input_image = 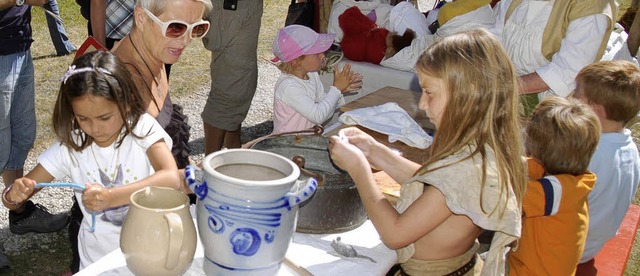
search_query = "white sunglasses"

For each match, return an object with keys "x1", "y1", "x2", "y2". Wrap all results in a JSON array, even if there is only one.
[{"x1": 142, "y1": 7, "x2": 210, "y2": 39}]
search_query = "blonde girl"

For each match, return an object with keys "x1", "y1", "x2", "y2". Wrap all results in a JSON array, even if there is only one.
[
  {"x1": 1, "y1": 51, "x2": 180, "y2": 269},
  {"x1": 271, "y1": 24, "x2": 363, "y2": 134},
  {"x1": 328, "y1": 29, "x2": 526, "y2": 275}
]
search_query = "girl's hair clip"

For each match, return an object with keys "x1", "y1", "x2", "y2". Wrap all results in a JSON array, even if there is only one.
[{"x1": 61, "y1": 65, "x2": 111, "y2": 84}]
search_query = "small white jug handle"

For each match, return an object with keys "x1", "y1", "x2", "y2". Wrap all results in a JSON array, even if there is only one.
[
  {"x1": 163, "y1": 212, "x2": 184, "y2": 270},
  {"x1": 286, "y1": 178, "x2": 318, "y2": 207},
  {"x1": 185, "y1": 165, "x2": 208, "y2": 200}
]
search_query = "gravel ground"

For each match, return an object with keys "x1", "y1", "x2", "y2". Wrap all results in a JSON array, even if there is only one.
[{"x1": 0, "y1": 60, "x2": 280, "y2": 254}]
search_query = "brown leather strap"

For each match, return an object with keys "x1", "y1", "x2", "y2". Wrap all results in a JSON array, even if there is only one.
[
  {"x1": 387, "y1": 254, "x2": 477, "y2": 276},
  {"x1": 444, "y1": 254, "x2": 476, "y2": 276},
  {"x1": 386, "y1": 263, "x2": 410, "y2": 276}
]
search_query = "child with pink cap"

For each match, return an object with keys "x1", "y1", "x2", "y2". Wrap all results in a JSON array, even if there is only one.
[{"x1": 271, "y1": 24, "x2": 363, "y2": 134}]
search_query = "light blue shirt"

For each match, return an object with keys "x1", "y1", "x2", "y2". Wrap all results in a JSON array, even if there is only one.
[{"x1": 581, "y1": 129, "x2": 640, "y2": 262}]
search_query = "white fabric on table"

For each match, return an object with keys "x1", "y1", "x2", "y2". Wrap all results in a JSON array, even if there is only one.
[
  {"x1": 75, "y1": 220, "x2": 396, "y2": 275},
  {"x1": 339, "y1": 102, "x2": 433, "y2": 149}
]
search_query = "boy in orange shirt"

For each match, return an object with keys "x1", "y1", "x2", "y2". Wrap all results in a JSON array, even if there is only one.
[{"x1": 508, "y1": 96, "x2": 600, "y2": 275}]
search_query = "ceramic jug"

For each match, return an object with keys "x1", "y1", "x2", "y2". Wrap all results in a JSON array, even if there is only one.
[
  {"x1": 186, "y1": 149, "x2": 317, "y2": 275},
  {"x1": 120, "y1": 186, "x2": 197, "y2": 276}
]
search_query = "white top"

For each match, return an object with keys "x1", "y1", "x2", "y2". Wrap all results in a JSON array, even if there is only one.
[
  {"x1": 272, "y1": 72, "x2": 345, "y2": 133},
  {"x1": 490, "y1": 0, "x2": 610, "y2": 99},
  {"x1": 37, "y1": 113, "x2": 172, "y2": 269},
  {"x1": 580, "y1": 129, "x2": 640, "y2": 262}
]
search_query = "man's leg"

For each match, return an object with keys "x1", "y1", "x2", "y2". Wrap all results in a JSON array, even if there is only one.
[
  {"x1": 68, "y1": 196, "x2": 82, "y2": 273},
  {"x1": 224, "y1": 129, "x2": 242, "y2": 149},
  {"x1": 201, "y1": 0, "x2": 262, "y2": 155},
  {"x1": 43, "y1": 0, "x2": 76, "y2": 56},
  {"x1": 0, "y1": 249, "x2": 9, "y2": 273},
  {"x1": 1, "y1": 51, "x2": 69, "y2": 235},
  {"x1": 203, "y1": 122, "x2": 227, "y2": 155}
]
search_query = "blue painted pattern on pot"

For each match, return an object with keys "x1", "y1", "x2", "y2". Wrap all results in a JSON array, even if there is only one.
[{"x1": 185, "y1": 149, "x2": 317, "y2": 275}]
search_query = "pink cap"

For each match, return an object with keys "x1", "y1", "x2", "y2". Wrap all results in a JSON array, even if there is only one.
[{"x1": 272, "y1": 25, "x2": 336, "y2": 62}]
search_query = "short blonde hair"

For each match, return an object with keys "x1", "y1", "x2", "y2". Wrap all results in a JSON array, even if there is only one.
[
  {"x1": 525, "y1": 96, "x2": 601, "y2": 175},
  {"x1": 275, "y1": 56, "x2": 305, "y2": 75},
  {"x1": 574, "y1": 60, "x2": 640, "y2": 124}
]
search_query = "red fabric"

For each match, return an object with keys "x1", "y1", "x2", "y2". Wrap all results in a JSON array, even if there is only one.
[
  {"x1": 338, "y1": 6, "x2": 389, "y2": 64},
  {"x1": 575, "y1": 258, "x2": 597, "y2": 276},
  {"x1": 74, "y1": 36, "x2": 107, "y2": 61}
]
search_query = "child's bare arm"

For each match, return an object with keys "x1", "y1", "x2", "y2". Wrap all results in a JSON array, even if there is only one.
[
  {"x1": 2, "y1": 165, "x2": 55, "y2": 210},
  {"x1": 328, "y1": 133, "x2": 452, "y2": 248},
  {"x1": 82, "y1": 140, "x2": 180, "y2": 211},
  {"x1": 336, "y1": 127, "x2": 420, "y2": 183}
]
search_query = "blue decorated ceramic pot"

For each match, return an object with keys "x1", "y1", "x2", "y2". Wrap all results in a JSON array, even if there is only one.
[{"x1": 185, "y1": 149, "x2": 317, "y2": 275}]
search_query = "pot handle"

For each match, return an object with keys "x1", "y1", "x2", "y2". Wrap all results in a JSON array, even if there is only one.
[
  {"x1": 185, "y1": 165, "x2": 208, "y2": 201},
  {"x1": 163, "y1": 212, "x2": 183, "y2": 270},
  {"x1": 242, "y1": 125, "x2": 324, "y2": 149},
  {"x1": 285, "y1": 178, "x2": 318, "y2": 208}
]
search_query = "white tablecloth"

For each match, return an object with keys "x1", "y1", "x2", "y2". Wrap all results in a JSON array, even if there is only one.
[{"x1": 75, "y1": 220, "x2": 396, "y2": 276}]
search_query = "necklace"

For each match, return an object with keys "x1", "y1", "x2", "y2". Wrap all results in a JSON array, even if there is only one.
[
  {"x1": 128, "y1": 35, "x2": 163, "y2": 98},
  {"x1": 90, "y1": 141, "x2": 122, "y2": 181}
]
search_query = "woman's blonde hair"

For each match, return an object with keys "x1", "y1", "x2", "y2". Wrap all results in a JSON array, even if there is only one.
[{"x1": 415, "y1": 29, "x2": 526, "y2": 215}]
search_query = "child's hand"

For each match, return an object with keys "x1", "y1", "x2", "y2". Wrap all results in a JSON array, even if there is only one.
[
  {"x1": 328, "y1": 129, "x2": 371, "y2": 173},
  {"x1": 337, "y1": 128, "x2": 377, "y2": 159},
  {"x1": 333, "y1": 64, "x2": 363, "y2": 93},
  {"x1": 82, "y1": 184, "x2": 112, "y2": 212},
  {"x1": 334, "y1": 127, "x2": 390, "y2": 170},
  {"x1": 5, "y1": 178, "x2": 36, "y2": 204},
  {"x1": 328, "y1": 137, "x2": 368, "y2": 174}
]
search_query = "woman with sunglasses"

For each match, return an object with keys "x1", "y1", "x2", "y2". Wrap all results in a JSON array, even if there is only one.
[{"x1": 112, "y1": 0, "x2": 211, "y2": 169}]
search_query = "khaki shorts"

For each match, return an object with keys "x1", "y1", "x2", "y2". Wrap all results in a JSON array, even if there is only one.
[{"x1": 201, "y1": 0, "x2": 263, "y2": 130}]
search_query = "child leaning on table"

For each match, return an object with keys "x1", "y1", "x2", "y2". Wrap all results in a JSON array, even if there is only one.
[
  {"x1": 507, "y1": 96, "x2": 600, "y2": 275},
  {"x1": 0, "y1": 51, "x2": 180, "y2": 270},
  {"x1": 271, "y1": 24, "x2": 363, "y2": 134},
  {"x1": 572, "y1": 60, "x2": 640, "y2": 275},
  {"x1": 328, "y1": 29, "x2": 526, "y2": 275}
]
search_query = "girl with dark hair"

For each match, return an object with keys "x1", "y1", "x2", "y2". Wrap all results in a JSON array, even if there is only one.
[{"x1": 1, "y1": 51, "x2": 180, "y2": 270}]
